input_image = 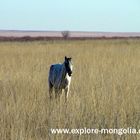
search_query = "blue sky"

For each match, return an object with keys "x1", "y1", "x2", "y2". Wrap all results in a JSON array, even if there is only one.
[{"x1": 0, "y1": 0, "x2": 140, "y2": 32}]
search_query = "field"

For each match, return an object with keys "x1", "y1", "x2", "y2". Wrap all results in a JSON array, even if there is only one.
[{"x1": 0, "y1": 39, "x2": 140, "y2": 140}]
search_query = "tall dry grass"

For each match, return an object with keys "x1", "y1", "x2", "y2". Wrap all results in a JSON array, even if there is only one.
[{"x1": 0, "y1": 39, "x2": 140, "y2": 140}]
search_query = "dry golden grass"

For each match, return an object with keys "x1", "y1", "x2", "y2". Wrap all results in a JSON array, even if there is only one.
[{"x1": 0, "y1": 39, "x2": 140, "y2": 140}]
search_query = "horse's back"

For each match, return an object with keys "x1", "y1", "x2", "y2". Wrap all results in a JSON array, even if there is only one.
[
  {"x1": 49, "y1": 64, "x2": 62, "y2": 85},
  {"x1": 49, "y1": 64, "x2": 62, "y2": 74}
]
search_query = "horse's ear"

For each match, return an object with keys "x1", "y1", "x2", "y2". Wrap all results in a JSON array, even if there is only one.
[
  {"x1": 68, "y1": 57, "x2": 72, "y2": 61},
  {"x1": 65, "y1": 56, "x2": 67, "y2": 60}
]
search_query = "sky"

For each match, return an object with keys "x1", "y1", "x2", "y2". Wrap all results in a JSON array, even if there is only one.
[{"x1": 0, "y1": 0, "x2": 140, "y2": 32}]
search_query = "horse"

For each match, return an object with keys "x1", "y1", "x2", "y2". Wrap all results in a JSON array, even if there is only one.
[{"x1": 48, "y1": 56, "x2": 73, "y2": 102}]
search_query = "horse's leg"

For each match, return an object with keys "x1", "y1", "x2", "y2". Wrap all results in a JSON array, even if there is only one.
[
  {"x1": 54, "y1": 88, "x2": 58, "y2": 99},
  {"x1": 55, "y1": 88, "x2": 62, "y2": 102},
  {"x1": 49, "y1": 81, "x2": 53, "y2": 99},
  {"x1": 58, "y1": 89, "x2": 62, "y2": 101},
  {"x1": 64, "y1": 87, "x2": 69, "y2": 102}
]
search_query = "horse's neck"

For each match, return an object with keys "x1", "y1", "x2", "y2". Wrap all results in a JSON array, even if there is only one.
[
  {"x1": 61, "y1": 63, "x2": 67, "y2": 79},
  {"x1": 57, "y1": 64, "x2": 67, "y2": 88}
]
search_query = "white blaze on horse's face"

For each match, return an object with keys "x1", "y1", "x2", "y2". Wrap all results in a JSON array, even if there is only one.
[
  {"x1": 70, "y1": 62, "x2": 73, "y2": 74},
  {"x1": 65, "y1": 56, "x2": 73, "y2": 77}
]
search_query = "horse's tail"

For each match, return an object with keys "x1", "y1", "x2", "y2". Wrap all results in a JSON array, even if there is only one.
[
  {"x1": 48, "y1": 65, "x2": 54, "y2": 99},
  {"x1": 48, "y1": 65, "x2": 54, "y2": 83}
]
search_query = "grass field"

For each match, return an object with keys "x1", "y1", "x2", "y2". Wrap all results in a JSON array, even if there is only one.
[{"x1": 0, "y1": 39, "x2": 140, "y2": 140}]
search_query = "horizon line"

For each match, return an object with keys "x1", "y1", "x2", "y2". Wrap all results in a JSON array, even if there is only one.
[{"x1": 0, "y1": 29, "x2": 140, "y2": 33}]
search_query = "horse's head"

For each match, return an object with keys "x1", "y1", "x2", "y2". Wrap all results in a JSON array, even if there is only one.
[{"x1": 64, "y1": 56, "x2": 73, "y2": 76}]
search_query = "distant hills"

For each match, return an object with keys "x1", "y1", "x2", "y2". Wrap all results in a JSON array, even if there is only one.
[{"x1": 0, "y1": 30, "x2": 140, "y2": 41}]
